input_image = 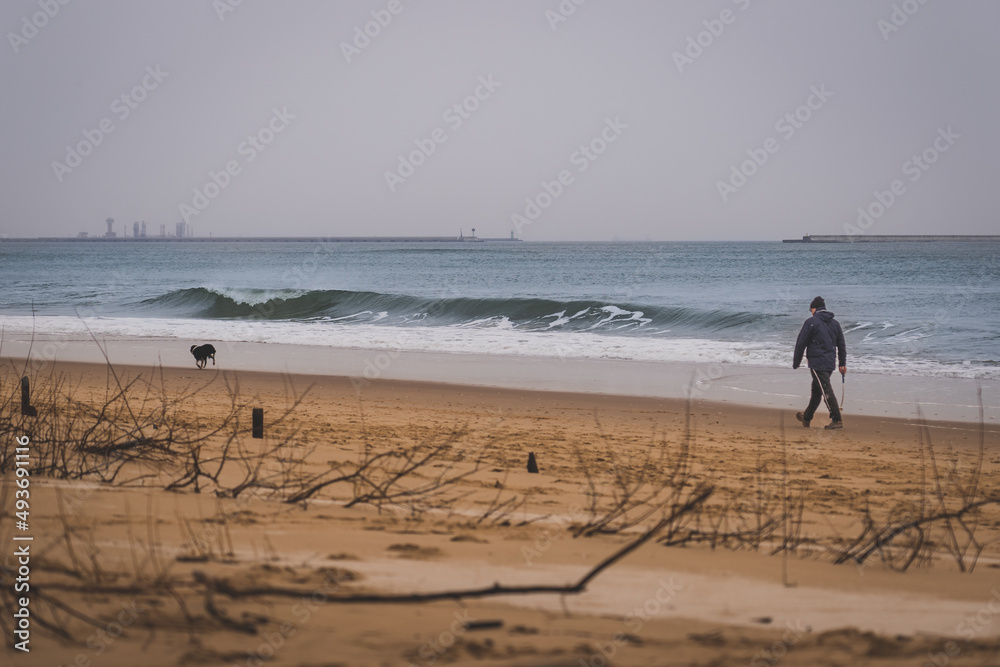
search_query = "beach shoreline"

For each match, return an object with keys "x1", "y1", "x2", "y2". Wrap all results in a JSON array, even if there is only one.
[{"x1": 2, "y1": 332, "x2": 996, "y2": 423}]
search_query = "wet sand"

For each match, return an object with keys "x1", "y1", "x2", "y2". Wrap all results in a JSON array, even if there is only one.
[{"x1": 2, "y1": 333, "x2": 997, "y2": 422}]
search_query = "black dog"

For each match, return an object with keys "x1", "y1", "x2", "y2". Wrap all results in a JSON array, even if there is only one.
[{"x1": 190, "y1": 344, "x2": 217, "y2": 369}]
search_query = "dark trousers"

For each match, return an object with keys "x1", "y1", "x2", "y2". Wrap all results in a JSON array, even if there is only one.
[{"x1": 804, "y1": 369, "x2": 841, "y2": 422}]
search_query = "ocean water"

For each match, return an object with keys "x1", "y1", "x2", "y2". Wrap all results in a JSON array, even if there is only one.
[{"x1": 0, "y1": 240, "x2": 997, "y2": 380}]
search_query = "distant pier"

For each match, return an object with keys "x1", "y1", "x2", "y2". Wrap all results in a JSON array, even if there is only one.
[{"x1": 783, "y1": 234, "x2": 1000, "y2": 243}]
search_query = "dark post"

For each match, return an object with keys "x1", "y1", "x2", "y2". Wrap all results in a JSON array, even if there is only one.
[
  {"x1": 252, "y1": 408, "x2": 264, "y2": 439},
  {"x1": 527, "y1": 452, "x2": 539, "y2": 473},
  {"x1": 21, "y1": 377, "x2": 37, "y2": 417}
]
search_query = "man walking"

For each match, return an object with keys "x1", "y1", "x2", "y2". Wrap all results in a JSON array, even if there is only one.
[{"x1": 793, "y1": 296, "x2": 846, "y2": 429}]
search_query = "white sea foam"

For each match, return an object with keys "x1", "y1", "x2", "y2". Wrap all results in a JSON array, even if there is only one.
[
  {"x1": 327, "y1": 310, "x2": 374, "y2": 322},
  {"x1": 2, "y1": 315, "x2": 996, "y2": 380},
  {"x1": 544, "y1": 310, "x2": 570, "y2": 328},
  {"x1": 208, "y1": 286, "x2": 306, "y2": 305},
  {"x1": 587, "y1": 305, "x2": 651, "y2": 330}
]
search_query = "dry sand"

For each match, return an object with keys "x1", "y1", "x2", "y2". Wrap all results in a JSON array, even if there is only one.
[{"x1": 2, "y1": 359, "x2": 1000, "y2": 666}]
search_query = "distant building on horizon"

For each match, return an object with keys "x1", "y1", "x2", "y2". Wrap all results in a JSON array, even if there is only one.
[
  {"x1": 176, "y1": 221, "x2": 188, "y2": 238},
  {"x1": 104, "y1": 217, "x2": 116, "y2": 238},
  {"x1": 140, "y1": 221, "x2": 147, "y2": 237},
  {"x1": 133, "y1": 221, "x2": 139, "y2": 238}
]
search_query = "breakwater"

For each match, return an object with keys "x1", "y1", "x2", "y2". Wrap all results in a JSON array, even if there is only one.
[{"x1": 783, "y1": 234, "x2": 1000, "y2": 243}]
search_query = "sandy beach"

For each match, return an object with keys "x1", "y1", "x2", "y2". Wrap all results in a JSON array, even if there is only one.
[{"x1": 2, "y1": 355, "x2": 999, "y2": 666}]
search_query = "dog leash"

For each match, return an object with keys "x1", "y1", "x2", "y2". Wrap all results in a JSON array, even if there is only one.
[
  {"x1": 810, "y1": 367, "x2": 846, "y2": 413},
  {"x1": 810, "y1": 368, "x2": 831, "y2": 412},
  {"x1": 841, "y1": 372, "x2": 846, "y2": 411}
]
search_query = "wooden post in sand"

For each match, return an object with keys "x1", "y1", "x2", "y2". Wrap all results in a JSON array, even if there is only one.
[
  {"x1": 252, "y1": 408, "x2": 264, "y2": 438},
  {"x1": 527, "y1": 452, "x2": 539, "y2": 473},
  {"x1": 21, "y1": 377, "x2": 37, "y2": 417}
]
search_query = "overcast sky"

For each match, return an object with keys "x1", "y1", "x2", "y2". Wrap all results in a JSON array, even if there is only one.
[{"x1": 2, "y1": 0, "x2": 998, "y2": 241}]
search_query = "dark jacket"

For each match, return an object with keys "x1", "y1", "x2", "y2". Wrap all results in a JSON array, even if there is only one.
[{"x1": 793, "y1": 310, "x2": 846, "y2": 372}]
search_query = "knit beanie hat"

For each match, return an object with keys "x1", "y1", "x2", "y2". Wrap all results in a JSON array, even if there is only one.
[{"x1": 810, "y1": 296, "x2": 826, "y2": 310}]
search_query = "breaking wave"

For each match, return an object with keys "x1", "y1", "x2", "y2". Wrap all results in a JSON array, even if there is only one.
[{"x1": 135, "y1": 287, "x2": 782, "y2": 336}]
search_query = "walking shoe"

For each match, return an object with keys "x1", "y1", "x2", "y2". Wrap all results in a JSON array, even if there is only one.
[
  {"x1": 795, "y1": 412, "x2": 810, "y2": 428},
  {"x1": 825, "y1": 421, "x2": 844, "y2": 430}
]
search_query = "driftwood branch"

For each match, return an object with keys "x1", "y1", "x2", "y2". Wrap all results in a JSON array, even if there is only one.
[{"x1": 835, "y1": 497, "x2": 999, "y2": 566}]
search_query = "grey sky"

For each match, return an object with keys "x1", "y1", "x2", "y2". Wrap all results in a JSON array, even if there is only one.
[{"x1": 2, "y1": 0, "x2": 998, "y2": 241}]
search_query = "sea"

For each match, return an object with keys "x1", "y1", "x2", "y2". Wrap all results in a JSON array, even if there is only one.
[{"x1": 0, "y1": 240, "x2": 997, "y2": 380}]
